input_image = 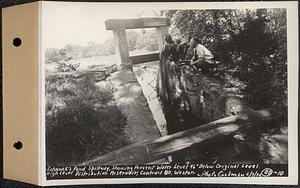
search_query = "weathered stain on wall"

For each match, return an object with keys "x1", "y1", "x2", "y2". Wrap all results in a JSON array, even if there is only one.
[{"x1": 162, "y1": 61, "x2": 253, "y2": 127}]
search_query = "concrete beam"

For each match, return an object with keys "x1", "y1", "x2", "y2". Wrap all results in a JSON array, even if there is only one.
[
  {"x1": 105, "y1": 17, "x2": 170, "y2": 30},
  {"x1": 130, "y1": 52, "x2": 159, "y2": 64}
]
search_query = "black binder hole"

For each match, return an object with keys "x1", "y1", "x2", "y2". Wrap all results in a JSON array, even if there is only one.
[
  {"x1": 13, "y1": 141, "x2": 23, "y2": 150},
  {"x1": 13, "y1": 37, "x2": 22, "y2": 47}
]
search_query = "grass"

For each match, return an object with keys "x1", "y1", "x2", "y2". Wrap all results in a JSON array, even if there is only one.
[
  {"x1": 46, "y1": 73, "x2": 129, "y2": 166},
  {"x1": 45, "y1": 50, "x2": 156, "y2": 166},
  {"x1": 45, "y1": 49, "x2": 156, "y2": 73}
]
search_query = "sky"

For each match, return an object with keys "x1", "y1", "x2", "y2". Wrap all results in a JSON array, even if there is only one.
[
  {"x1": 42, "y1": 2, "x2": 160, "y2": 49},
  {"x1": 41, "y1": 1, "x2": 284, "y2": 49}
]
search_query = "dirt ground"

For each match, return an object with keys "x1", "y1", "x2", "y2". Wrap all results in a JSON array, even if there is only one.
[{"x1": 109, "y1": 69, "x2": 163, "y2": 143}]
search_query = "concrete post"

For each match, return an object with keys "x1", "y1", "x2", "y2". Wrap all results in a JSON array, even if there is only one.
[
  {"x1": 113, "y1": 28, "x2": 131, "y2": 69},
  {"x1": 156, "y1": 26, "x2": 169, "y2": 53}
]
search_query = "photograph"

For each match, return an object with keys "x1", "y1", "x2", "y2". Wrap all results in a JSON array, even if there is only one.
[{"x1": 42, "y1": 2, "x2": 291, "y2": 180}]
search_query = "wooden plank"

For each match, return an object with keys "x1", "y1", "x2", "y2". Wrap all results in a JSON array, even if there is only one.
[
  {"x1": 105, "y1": 17, "x2": 170, "y2": 30},
  {"x1": 80, "y1": 108, "x2": 283, "y2": 165},
  {"x1": 130, "y1": 52, "x2": 159, "y2": 64}
]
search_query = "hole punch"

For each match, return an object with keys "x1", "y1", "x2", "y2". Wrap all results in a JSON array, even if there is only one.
[
  {"x1": 13, "y1": 141, "x2": 23, "y2": 150},
  {"x1": 13, "y1": 37, "x2": 22, "y2": 47}
]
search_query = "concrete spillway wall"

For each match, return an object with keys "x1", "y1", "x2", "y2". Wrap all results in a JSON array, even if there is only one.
[{"x1": 157, "y1": 58, "x2": 287, "y2": 164}]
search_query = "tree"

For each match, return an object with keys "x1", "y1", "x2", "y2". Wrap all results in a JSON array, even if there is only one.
[
  {"x1": 127, "y1": 31, "x2": 139, "y2": 51},
  {"x1": 164, "y1": 9, "x2": 287, "y2": 109},
  {"x1": 45, "y1": 48, "x2": 67, "y2": 63}
]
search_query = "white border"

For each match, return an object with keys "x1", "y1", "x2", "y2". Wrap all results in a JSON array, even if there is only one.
[
  {"x1": 38, "y1": 0, "x2": 43, "y2": 186},
  {"x1": 40, "y1": 1, "x2": 299, "y2": 186}
]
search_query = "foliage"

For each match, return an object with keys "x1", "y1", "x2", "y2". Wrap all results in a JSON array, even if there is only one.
[
  {"x1": 46, "y1": 75, "x2": 128, "y2": 166},
  {"x1": 126, "y1": 29, "x2": 159, "y2": 51},
  {"x1": 45, "y1": 30, "x2": 158, "y2": 64},
  {"x1": 56, "y1": 61, "x2": 80, "y2": 72},
  {"x1": 164, "y1": 9, "x2": 287, "y2": 109},
  {"x1": 127, "y1": 31, "x2": 139, "y2": 51},
  {"x1": 135, "y1": 29, "x2": 159, "y2": 51},
  {"x1": 45, "y1": 48, "x2": 69, "y2": 64}
]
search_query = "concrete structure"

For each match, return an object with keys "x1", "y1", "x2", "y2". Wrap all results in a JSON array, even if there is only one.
[{"x1": 105, "y1": 17, "x2": 170, "y2": 68}]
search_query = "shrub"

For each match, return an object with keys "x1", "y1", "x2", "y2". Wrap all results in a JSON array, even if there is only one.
[
  {"x1": 46, "y1": 75, "x2": 128, "y2": 166},
  {"x1": 56, "y1": 62, "x2": 80, "y2": 72}
]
